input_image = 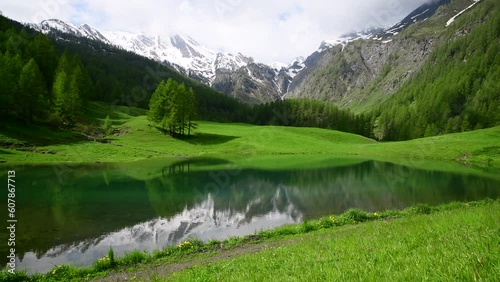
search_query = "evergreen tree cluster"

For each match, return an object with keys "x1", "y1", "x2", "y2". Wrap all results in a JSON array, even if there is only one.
[
  {"x1": 0, "y1": 19, "x2": 93, "y2": 126},
  {"x1": 147, "y1": 79, "x2": 198, "y2": 136}
]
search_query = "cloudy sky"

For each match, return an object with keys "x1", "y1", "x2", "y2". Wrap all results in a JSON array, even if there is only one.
[{"x1": 2, "y1": 0, "x2": 430, "y2": 64}]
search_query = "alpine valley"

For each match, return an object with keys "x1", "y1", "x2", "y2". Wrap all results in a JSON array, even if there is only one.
[{"x1": 1, "y1": 0, "x2": 500, "y2": 279}]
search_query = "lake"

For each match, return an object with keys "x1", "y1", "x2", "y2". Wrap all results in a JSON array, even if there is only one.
[{"x1": 1, "y1": 157, "x2": 499, "y2": 273}]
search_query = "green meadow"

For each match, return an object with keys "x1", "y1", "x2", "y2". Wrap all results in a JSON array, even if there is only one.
[{"x1": 1, "y1": 102, "x2": 499, "y2": 172}]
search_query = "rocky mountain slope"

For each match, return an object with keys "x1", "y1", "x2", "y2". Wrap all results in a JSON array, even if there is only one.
[{"x1": 287, "y1": 0, "x2": 482, "y2": 112}]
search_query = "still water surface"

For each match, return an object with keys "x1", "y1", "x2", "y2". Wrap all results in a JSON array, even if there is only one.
[{"x1": 1, "y1": 158, "x2": 499, "y2": 273}]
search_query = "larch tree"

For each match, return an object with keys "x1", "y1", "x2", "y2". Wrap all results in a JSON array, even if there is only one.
[{"x1": 147, "y1": 78, "x2": 198, "y2": 136}]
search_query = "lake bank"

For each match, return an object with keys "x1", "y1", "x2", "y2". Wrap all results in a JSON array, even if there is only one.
[{"x1": 3, "y1": 199, "x2": 498, "y2": 281}]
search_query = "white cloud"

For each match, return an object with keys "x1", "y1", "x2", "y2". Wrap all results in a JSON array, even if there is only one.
[{"x1": 2, "y1": 0, "x2": 430, "y2": 64}]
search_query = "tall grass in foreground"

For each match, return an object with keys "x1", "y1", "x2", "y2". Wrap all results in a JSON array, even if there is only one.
[
  {"x1": 0, "y1": 199, "x2": 498, "y2": 281},
  {"x1": 169, "y1": 200, "x2": 500, "y2": 281}
]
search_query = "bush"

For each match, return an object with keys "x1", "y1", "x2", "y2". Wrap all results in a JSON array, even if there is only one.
[
  {"x1": 93, "y1": 257, "x2": 112, "y2": 272},
  {"x1": 49, "y1": 264, "x2": 74, "y2": 279},
  {"x1": 0, "y1": 270, "x2": 33, "y2": 282},
  {"x1": 120, "y1": 250, "x2": 148, "y2": 265},
  {"x1": 108, "y1": 247, "x2": 115, "y2": 267},
  {"x1": 301, "y1": 219, "x2": 316, "y2": 233},
  {"x1": 412, "y1": 204, "x2": 432, "y2": 214},
  {"x1": 342, "y1": 209, "x2": 370, "y2": 223},
  {"x1": 318, "y1": 216, "x2": 335, "y2": 228}
]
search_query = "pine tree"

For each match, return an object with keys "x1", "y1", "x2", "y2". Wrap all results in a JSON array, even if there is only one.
[
  {"x1": 56, "y1": 49, "x2": 73, "y2": 75},
  {"x1": 0, "y1": 51, "x2": 22, "y2": 114},
  {"x1": 52, "y1": 70, "x2": 69, "y2": 122},
  {"x1": 171, "y1": 83, "x2": 188, "y2": 135},
  {"x1": 52, "y1": 56, "x2": 85, "y2": 125},
  {"x1": 17, "y1": 58, "x2": 47, "y2": 122},
  {"x1": 66, "y1": 67, "x2": 84, "y2": 124},
  {"x1": 29, "y1": 33, "x2": 58, "y2": 90},
  {"x1": 72, "y1": 55, "x2": 94, "y2": 102}
]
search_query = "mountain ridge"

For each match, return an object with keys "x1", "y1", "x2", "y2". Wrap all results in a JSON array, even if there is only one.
[{"x1": 31, "y1": 0, "x2": 463, "y2": 105}]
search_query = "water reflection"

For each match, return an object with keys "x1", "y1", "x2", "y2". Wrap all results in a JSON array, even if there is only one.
[{"x1": 1, "y1": 158, "x2": 499, "y2": 273}]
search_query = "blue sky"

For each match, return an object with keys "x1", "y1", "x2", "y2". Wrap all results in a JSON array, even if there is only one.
[{"x1": 2, "y1": 0, "x2": 430, "y2": 63}]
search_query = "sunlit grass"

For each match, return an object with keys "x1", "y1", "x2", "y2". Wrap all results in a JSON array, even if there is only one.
[
  {"x1": 1, "y1": 102, "x2": 499, "y2": 172},
  {"x1": 168, "y1": 200, "x2": 500, "y2": 282}
]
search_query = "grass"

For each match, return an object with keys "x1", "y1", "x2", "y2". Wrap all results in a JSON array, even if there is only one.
[
  {"x1": 168, "y1": 200, "x2": 500, "y2": 282},
  {"x1": 1, "y1": 102, "x2": 499, "y2": 173},
  {"x1": 2, "y1": 199, "x2": 497, "y2": 281}
]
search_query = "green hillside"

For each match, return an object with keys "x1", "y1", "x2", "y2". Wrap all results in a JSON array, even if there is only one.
[
  {"x1": 287, "y1": 0, "x2": 500, "y2": 141},
  {"x1": 374, "y1": 0, "x2": 500, "y2": 140}
]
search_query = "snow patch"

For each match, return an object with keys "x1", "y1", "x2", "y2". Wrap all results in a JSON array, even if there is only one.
[
  {"x1": 446, "y1": 0, "x2": 481, "y2": 27},
  {"x1": 285, "y1": 57, "x2": 305, "y2": 79},
  {"x1": 411, "y1": 9, "x2": 430, "y2": 20}
]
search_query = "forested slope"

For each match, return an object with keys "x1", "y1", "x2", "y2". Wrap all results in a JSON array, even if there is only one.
[{"x1": 373, "y1": 0, "x2": 500, "y2": 140}]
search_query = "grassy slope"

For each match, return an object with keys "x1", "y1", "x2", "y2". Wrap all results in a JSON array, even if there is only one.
[
  {"x1": 169, "y1": 201, "x2": 500, "y2": 282},
  {"x1": 0, "y1": 102, "x2": 499, "y2": 171}
]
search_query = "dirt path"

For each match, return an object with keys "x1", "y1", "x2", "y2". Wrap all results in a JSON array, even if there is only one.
[{"x1": 93, "y1": 241, "x2": 284, "y2": 282}]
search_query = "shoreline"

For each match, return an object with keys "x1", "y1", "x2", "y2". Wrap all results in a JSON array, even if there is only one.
[{"x1": 3, "y1": 198, "x2": 498, "y2": 281}]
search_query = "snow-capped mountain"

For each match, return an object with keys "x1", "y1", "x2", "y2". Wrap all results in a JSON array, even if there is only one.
[
  {"x1": 36, "y1": 19, "x2": 111, "y2": 44},
  {"x1": 376, "y1": 0, "x2": 453, "y2": 38},
  {"x1": 284, "y1": 57, "x2": 306, "y2": 79},
  {"x1": 32, "y1": 0, "x2": 455, "y2": 104},
  {"x1": 34, "y1": 19, "x2": 294, "y2": 102},
  {"x1": 287, "y1": 0, "x2": 481, "y2": 105},
  {"x1": 101, "y1": 30, "x2": 225, "y2": 85},
  {"x1": 446, "y1": 0, "x2": 481, "y2": 27},
  {"x1": 214, "y1": 52, "x2": 253, "y2": 72}
]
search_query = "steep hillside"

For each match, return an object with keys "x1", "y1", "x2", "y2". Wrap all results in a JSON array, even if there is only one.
[
  {"x1": 287, "y1": 0, "x2": 482, "y2": 112},
  {"x1": 373, "y1": 0, "x2": 499, "y2": 140}
]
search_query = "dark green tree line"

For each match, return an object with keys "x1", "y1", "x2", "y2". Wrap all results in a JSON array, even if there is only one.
[{"x1": 251, "y1": 99, "x2": 373, "y2": 138}]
